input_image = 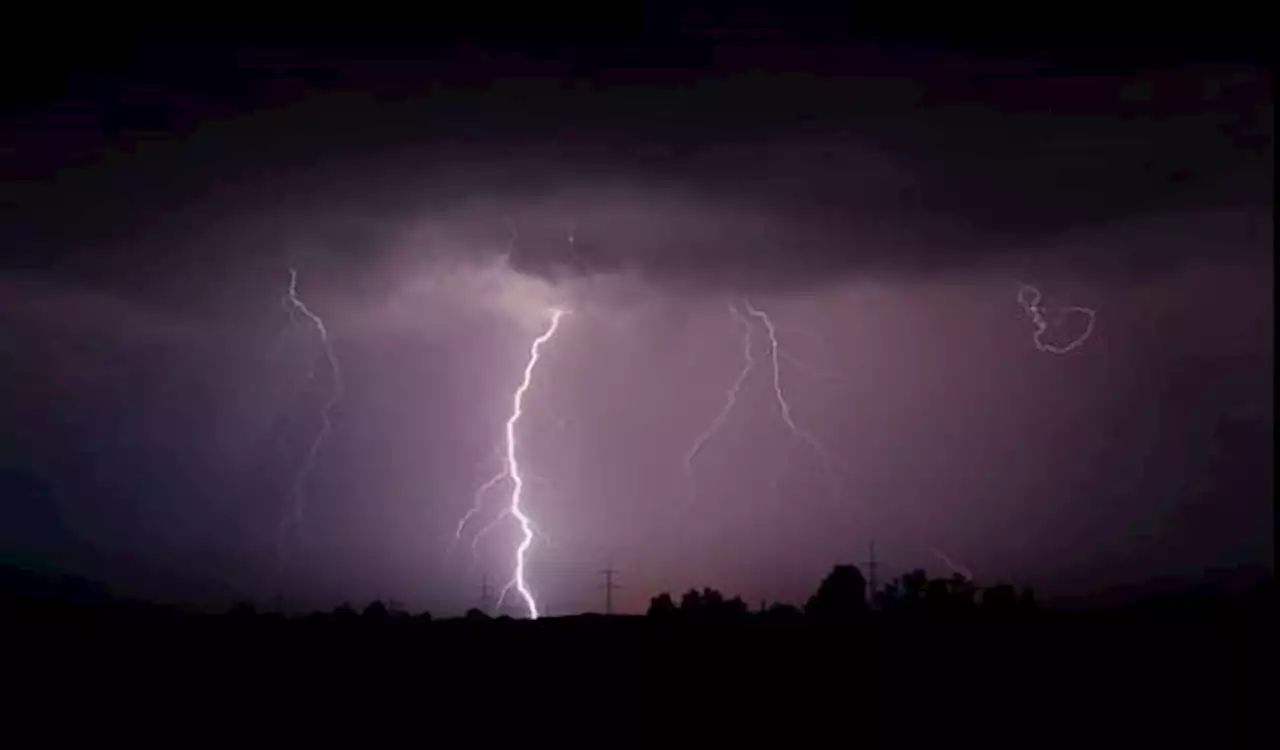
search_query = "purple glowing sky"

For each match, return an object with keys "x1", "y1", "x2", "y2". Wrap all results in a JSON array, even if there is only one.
[{"x1": 0, "y1": 31, "x2": 1271, "y2": 613}]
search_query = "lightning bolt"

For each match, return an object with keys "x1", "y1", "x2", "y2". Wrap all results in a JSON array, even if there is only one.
[
  {"x1": 450, "y1": 459, "x2": 510, "y2": 558},
  {"x1": 1018, "y1": 282, "x2": 1096, "y2": 354},
  {"x1": 742, "y1": 299, "x2": 842, "y2": 501},
  {"x1": 462, "y1": 308, "x2": 567, "y2": 620},
  {"x1": 463, "y1": 478, "x2": 559, "y2": 563},
  {"x1": 684, "y1": 301, "x2": 756, "y2": 497},
  {"x1": 451, "y1": 438, "x2": 557, "y2": 561},
  {"x1": 276, "y1": 268, "x2": 344, "y2": 579},
  {"x1": 928, "y1": 546, "x2": 974, "y2": 581},
  {"x1": 450, "y1": 398, "x2": 563, "y2": 583}
]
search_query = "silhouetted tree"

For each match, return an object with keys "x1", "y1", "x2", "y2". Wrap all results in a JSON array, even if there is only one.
[
  {"x1": 981, "y1": 584, "x2": 1019, "y2": 614},
  {"x1": 805, "y1": 565, "x2": 868, "y2": 621},
  {"x1": 762, "y1": 602, "x2": 802, "y2": 621},
  {"x1": 228, "y1": 601, "x2": 257, "y2": 618},
  {"x1": 673, "y1": 587, "x2": 747, "y2": 620},
  {"x1": 875, "y1": 580, "x2": 900, "y2": 611},
  {"x1": 901, "y1": 569, "x2": 929, "y2": 602},
  {"x1": 647, "y1": 592, "x2": 677, "y2": 617},
  {"x1": 915, "y1": 573, "x2": 979, "y2": 615},
  {"x1": 878, "y1": 569, "x2": 931, "y2": 614},
  {"x1": 926, "y1": 577, "x2": 951, "y2": 606},
  {"x1": 333, "y1": 603, "x2": 358, "y2": 621},
  {"x1": 363, "y1": 601, "x2": 389, "y2": 621},
  {"x1": 464, "y1": 607, "x2": 491, "y2": 622},
  {"x1": 948, "y1": 574, "x2": 978, "y2": 608}
]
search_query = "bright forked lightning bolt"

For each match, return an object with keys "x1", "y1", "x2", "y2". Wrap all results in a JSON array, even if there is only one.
[
  {"x1": 278, "y1": 268, "x2": 344, "y2": 572},
  {"x1": 684, "y1": 302, "x2": 756, "y2": 497},
  {"x1": 742, "y1": 299, "x2": 841, "y2": 500},
  {"x1": 1017, "y1": 282, "x2": 1097, "y2": 354},
  {"x1": 491, "y1": 308, "x2": 568, "y2": 620}
]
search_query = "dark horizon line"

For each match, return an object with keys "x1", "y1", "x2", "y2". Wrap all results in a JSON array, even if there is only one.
[{"x1": 2, "y1": 558, "x2": 1272, "y2": 619}]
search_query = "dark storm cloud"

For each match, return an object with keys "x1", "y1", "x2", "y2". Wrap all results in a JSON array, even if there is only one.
[{"x1": 2, "y1": 34, "x2": 1270, "y2": 308}]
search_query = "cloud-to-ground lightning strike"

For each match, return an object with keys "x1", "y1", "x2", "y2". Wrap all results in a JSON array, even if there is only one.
[
  {"x1": 743, "y1": 299, "x2": 843, "y2": 501},
  {"x1": 1017, "y1": 283, "x2": 1097, "y2": 354},
  {"x1": 468, "y1": 308, "x2": 567, "y2": 620},
  {"x1": 276, "y1": 268, "x2": 344, "y2": 580},
  {"x1": 684, "y1": 301, "x2": 757, "y2": 498},
  {"x1": 451, "y1": 218, "x2": 570, "y2": 588}
]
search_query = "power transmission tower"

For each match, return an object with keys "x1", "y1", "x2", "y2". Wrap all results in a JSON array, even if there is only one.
[
  {"x1": 864, "y1": 540, "x2": 880, "y2": 607},
  {"x1": 601, "y1": 567, "x2": 622, "y2": 615},
  {"x1": 478, "y1": 574, "x2": 494, "y2": 611}
]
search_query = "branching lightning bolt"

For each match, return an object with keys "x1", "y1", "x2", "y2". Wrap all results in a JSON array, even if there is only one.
[
  {"x1": 1017, "y1": 282, "x2": 1096, "y2": 354},
  {"x1": 451, "y1": 440, "x2": 556, "y2": 560},
  {"x1": 277, "y1": 268, "x2": 344, "y2": 573},
  {"x1": 459, "y1": 472, "x2": 559, "y2": 566},
  {"x1": 683, "y1": 302, "x2": 756, "y2": 497},
  {"x1": 743, "y1": 299, "x2": 842, "y2": 501},
  {"x1": 450, "y1": 461, "x2": 510, "y2": 556},
  {"x1": 464, "y1": 308, "x2": 567, "y2": 620}
]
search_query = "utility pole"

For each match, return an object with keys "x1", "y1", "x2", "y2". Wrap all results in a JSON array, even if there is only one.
[
  {"x1": 864, "y1": 540, "x2": 880, "y2": 608},
  {"x1": 478, "y1": 574, "x2": 494, "y2": 611},
  {"x1": 601, "y1": 568, "x2": 622, "y2": 615}
]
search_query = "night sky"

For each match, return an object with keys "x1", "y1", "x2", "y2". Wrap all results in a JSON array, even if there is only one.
[{"x1": 1, "y1": 17, "x2": 1272, "y2": 615}]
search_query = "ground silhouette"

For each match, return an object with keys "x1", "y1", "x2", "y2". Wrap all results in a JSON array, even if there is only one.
[{"x1": 4, "y1": 562, "x2": 1272, "y2": 747}]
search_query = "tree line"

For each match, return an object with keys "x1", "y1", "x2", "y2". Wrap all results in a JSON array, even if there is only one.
[
  {"x1": 646, "y1": 564, "x2": 1038, "y2": 622},
  {"x1": 228, "y1": 563, "x2": 1039, "y2": 623}
]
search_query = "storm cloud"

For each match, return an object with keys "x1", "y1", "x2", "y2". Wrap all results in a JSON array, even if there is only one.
[
  {"x1": 5, "y1": 37, "x2": 1271, "y2": 303},
  {"x1": 2, "y1": 30, "x2": 1271, "y2": 612}
]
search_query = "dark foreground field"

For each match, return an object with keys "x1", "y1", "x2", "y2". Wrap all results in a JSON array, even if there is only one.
[{"x1": 7, "y1": 594, "x2": 1272, "y2": 748}]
